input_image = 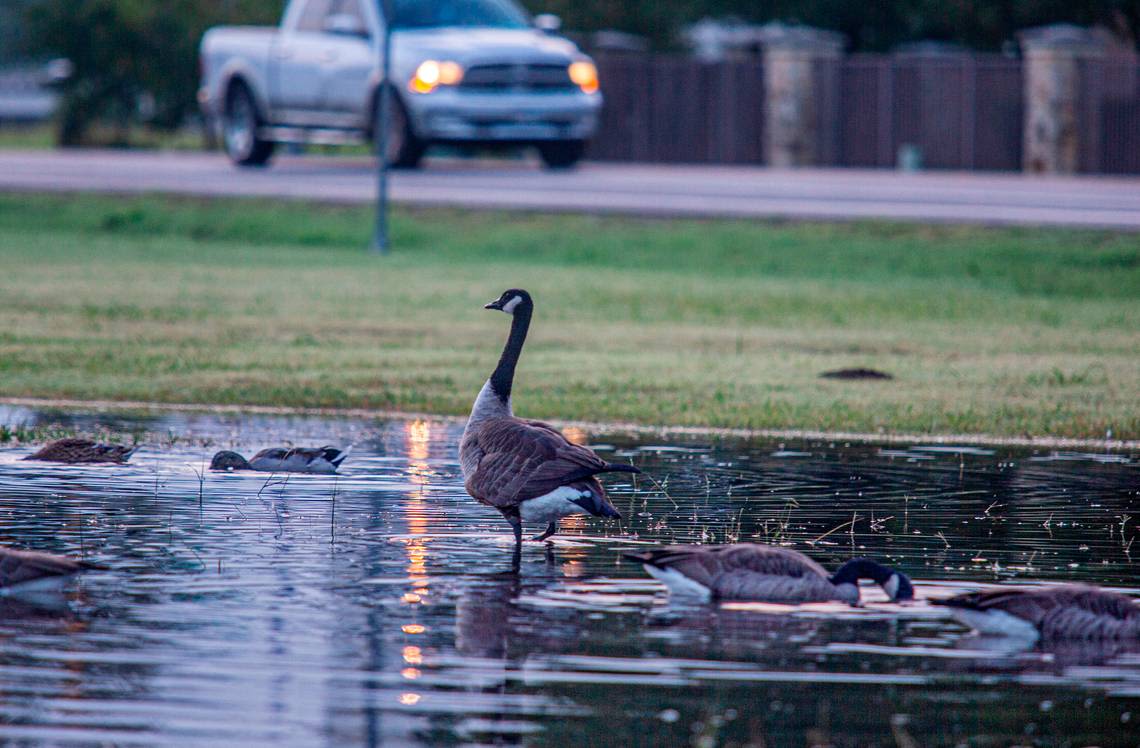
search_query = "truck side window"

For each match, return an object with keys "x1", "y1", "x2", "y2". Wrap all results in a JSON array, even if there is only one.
[
  {"x1": 296, "y1": 0, "x2": 334, "y2": 31},
  {"x1": 326, "y1": 0, "x2": 368, "y2": 31}
]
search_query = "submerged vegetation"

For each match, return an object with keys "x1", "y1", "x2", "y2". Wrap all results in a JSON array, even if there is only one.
[{"x1": 0, "y1": 192, "x2": 1137, "y2": 439}]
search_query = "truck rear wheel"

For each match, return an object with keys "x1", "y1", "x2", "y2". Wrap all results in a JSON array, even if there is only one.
[
  {"x1": 376, "y1": 89, "x2": 425, "y2": 169},
  {"x1": 223, "y1": 82, "x2": 275, "y2": 167},
  {"x1": 537, "y1": 140, "x2": 586, "y2": 169}
]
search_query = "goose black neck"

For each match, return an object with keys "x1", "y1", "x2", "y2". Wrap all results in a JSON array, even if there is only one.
[
  {"x1": 830, "y1": 558, "x2": 893, "y2": 587},
  {"x1": 490, "y1": 301, "x2": 532, "y2": 404}
]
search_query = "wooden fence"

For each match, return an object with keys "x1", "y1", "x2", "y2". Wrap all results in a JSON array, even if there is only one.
[
  {"x1": 591, "y1": 54, "x2": 765, "y2": 164},
  {"x1": 590, "y1": 52, "x2": 1140, "y2": 173}
]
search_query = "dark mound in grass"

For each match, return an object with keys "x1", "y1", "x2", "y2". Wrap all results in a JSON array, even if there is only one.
[{"x1": 820, "y1": 368, "x2": 895, "y2": 381}]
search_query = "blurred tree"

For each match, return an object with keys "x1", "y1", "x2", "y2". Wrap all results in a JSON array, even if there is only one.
[
  {"x1": 524, "y1": 0, "x2": 1139, "y2": 51},
  {"x1": 0, "y1": 1, "x2": 37, "y2": 64},
  {"x1": 23, "y1": 0, "x2": 281, "y2": 145}
]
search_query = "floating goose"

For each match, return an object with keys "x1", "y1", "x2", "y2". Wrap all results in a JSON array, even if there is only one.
[
  {"x1": 209, "y1": 446, "x2": 350, "y2": 474},
  {"x1": 932, "y1": 584, "x2": 1140, "y2": 641},
  {"x1": 623, "y1": 544, "x2": 914, "y2": 604},
  {"x1": 459, "y1": 289, "x2": 638, "y2": 544},
  {"x1": 22, "y1": 438, "x2": 135, "y2": 464},
  {"x1": 0, "y1": 546, "x2": 105, "y2": 591}
]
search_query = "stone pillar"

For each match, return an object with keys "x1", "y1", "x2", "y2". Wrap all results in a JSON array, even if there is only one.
[
  {"x1": 757, "y1": 23, "x2": 844, "y2": 167},
  {"x1": 1019, "y1": 24, "x2": 1105, "y2": 174}
]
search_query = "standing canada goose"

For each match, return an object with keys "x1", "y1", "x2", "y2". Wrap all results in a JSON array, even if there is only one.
[
  {"x1": 623, "y1": 544, "x2": 915, "y2": 605},
  {"x1": 22, "y1": 438, "x2": 135, "y2": 464},
  {"x1": 459, "y1": 289, "x2": 638, "y2": 544},
  {"x1": 0, "y1": 547, "x2": 105, "y2": 591},
  {"x1": 209, "y1": 446, "x2": 350, "y2": 474},
  {"x1": 932, "y1": 584, "x2": 1140, "y2": 642}
]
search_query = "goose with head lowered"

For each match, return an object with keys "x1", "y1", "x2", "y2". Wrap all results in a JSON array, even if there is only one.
[
  {"x1": 623, "y1": 544, "x2": 914, "y2": 605},
  {"x1": 932, "y1": 584, "x2": 1140, "y2": 642},
  {"x1": 459, "y1": 289, "x2": 638, "y2": 545},
  {"x1": 209, "y1": 446, "x2": 350, "y2": 474}
]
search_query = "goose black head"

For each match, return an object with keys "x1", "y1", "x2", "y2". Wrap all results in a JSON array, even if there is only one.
[
  {"x1": 830, "y1": 558, "x2": 915, "y2": 603},
  {"x1": 209, "y1": 450, "x2": 251, "y2": 471},
  {"x1": 484, "y1": 289, "x2": 532, "y2": 315}
]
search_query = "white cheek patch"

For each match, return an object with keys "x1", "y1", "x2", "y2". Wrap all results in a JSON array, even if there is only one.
[
  {"x1": 501, "y1": 296, "x2": 522, "y2": 314},
  {"x1": 883, "y1": 574, "x2": 900, "y2": 600}
]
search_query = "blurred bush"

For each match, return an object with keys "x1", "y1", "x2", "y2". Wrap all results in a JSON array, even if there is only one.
[{"x1": 22, "y1": 0, "x2": 279, "y2": 146}]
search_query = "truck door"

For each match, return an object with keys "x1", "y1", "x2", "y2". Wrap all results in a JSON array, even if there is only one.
[
  {"x1": 314, "y1": 0, "x2": 378, "y2": 129},
  {"x1": 268, "y1": 0, "x2": 334, "y2": 123}
]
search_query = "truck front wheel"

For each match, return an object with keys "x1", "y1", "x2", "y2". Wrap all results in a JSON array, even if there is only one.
[
  {"x1": 375, "y1": 89, "x2": 426, "y2": 169},
  {"x1": 223, "y1": 82, "x2": 275, "y2": 167}
]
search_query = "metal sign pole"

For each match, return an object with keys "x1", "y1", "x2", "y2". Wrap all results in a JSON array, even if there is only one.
[{"x1": 371, "y1": 0, "x2": 393, "y2": 254}]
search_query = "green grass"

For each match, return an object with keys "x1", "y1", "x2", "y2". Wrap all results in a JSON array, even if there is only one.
[
  {"x1": 0, "y1": 124, "x2": 208, "y2": 151},
  {"x1": 0, "y1": 191, "x2": 1137, "y2": 439}
]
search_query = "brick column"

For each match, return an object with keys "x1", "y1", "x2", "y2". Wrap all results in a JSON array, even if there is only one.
[
  {"x1": 1019, "y1": 24, "x2": 1105, "y2": 173},
  {"x1": 757, "y1": 23, "x2": 844, "y2": 167}
]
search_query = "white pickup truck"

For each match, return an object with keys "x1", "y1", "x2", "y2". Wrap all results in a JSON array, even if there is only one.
[{"x1": 199, "y1": 0, "x2": 602, "y2": 168}]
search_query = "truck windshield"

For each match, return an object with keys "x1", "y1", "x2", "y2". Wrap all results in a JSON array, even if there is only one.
[{"x1": 391, "y1": 0, "x2": 530, "y2": 30}]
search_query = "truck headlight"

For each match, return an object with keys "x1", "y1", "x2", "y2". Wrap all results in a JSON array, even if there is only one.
[
  {"x1": 568, "y1": 61, "x2": 598, "y2": 94},
  {"x1": 409, "y1": 60, "x2": 464, "y2": 94}
]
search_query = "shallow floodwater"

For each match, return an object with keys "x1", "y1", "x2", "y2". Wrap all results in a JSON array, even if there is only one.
[{"x1": 0, "y1": 406, "x2": 1137, "y2": 747}]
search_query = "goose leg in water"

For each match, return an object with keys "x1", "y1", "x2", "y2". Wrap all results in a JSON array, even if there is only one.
[
  {"x1": 532, "y1": 522, "x2": 557, "y2": 542},
  {"x1": 507, "y1": 515, "x2": 523, "y2": 545}
]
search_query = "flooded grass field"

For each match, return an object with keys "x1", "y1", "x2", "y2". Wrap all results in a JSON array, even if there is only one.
[{"x1": 0, "y1": 406, "x2": 1137, "y2": 746}]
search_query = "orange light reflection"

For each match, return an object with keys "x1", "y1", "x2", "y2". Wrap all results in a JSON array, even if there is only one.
[{"x1": 561, "y1": 426, "x2": 589, "y2": 445}]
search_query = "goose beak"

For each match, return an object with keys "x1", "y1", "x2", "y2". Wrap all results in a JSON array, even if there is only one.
[{"x1": 484, "y1": 300, "x2": 503, "y2": 310}]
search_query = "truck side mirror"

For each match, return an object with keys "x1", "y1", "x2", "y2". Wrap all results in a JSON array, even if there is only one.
[
  {"x1": 534, "y1": 14, "x2": 562, "y2": 34},
  {"x1": 324, "y1": 13, "x2": 369, "y2": 38}
]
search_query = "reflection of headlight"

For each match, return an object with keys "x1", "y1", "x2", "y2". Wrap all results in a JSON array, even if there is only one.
[
  {"x1": 409, "y1": 60, "x2": 464, "y2": 93},
  {"x1": 568, "y1": 61, "x2": 598, "y2": 94}
]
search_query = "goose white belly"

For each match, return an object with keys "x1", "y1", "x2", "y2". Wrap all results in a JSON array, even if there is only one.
[
  {"x1": 951, "y1": 609, "x2": 1041, "y2": 642},
  {"x1": 519, "y1": 486, "x2": 590, "y2": 523},
  {"x1": 643, "y1": 565, "x2": 713, "y2": 602}
]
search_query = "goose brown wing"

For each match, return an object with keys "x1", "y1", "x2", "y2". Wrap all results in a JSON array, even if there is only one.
[
  {"x1": 251, "y1": 447, "x2": 290, "y2": 462},
  {"x1": 623, "y1": 544, "x2": 830, "y2": 590},
  {"x1": 715, "y1": 545, "x2": 831, "y2": 578},
  {"x1": 25, "y1": 438, "x2": 98, "y2": 463},
  {"x1": 465, "y1": 419, "x2": 612, "y2": 508},
  {"x1": 938, "y1": 585, "x2": 1140, "y2": 624}
]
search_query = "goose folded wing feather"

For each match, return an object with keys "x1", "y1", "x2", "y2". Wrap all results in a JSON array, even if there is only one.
[
  {"x1": 724, "y1": 545, "x2": 830, "y2": 578},
  {"x1": 251, "y1": 447, "x2": 290, "y2": 462},
  {"x1": 466, "y1": 421, "x2": 611, "y2": 507}
]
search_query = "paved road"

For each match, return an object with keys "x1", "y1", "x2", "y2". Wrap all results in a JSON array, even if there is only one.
[{"x1": 2, "y1": 149, "x2": 1139, "y2": 229}]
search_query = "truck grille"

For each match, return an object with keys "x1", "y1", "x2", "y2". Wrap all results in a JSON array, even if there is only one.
[{"x1": 459, "y1": 63, "x2": 574, "y2": 92}]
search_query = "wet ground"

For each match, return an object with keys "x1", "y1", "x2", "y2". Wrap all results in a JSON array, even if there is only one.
[{"x1": 0, "y1": 405, "x2": 1137, "y2": 747}]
